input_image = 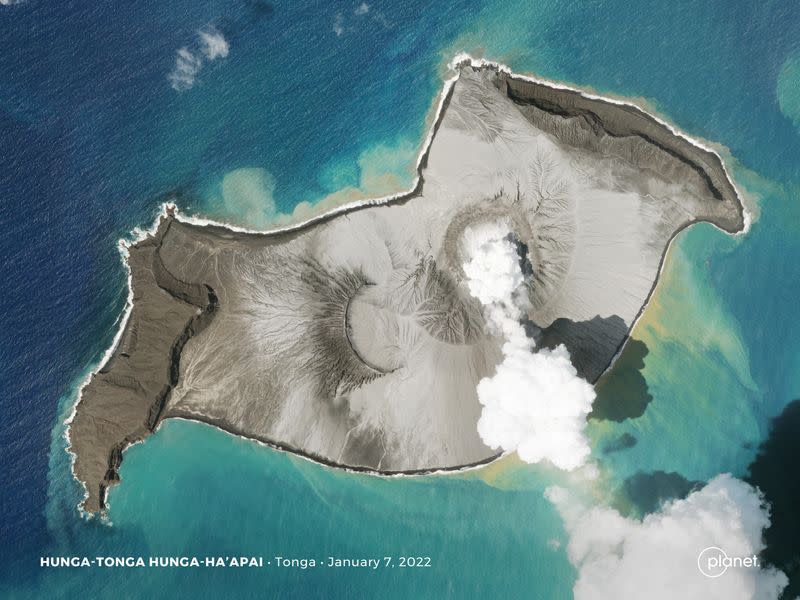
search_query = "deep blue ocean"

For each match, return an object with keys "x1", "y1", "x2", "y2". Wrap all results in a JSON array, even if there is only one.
[{"x1": 2, "y1": 1, "x2": 800, "y2": 598}]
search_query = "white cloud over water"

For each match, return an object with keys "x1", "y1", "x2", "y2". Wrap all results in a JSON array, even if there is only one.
[
  {"x1": 547, "y1": 474, "x2": 787, "y2": 600},
  {"x1": 334, "y1": 2, "x2": 390, "y2": 36},
  {"x1": 168, "y1": 26, "x2": 229, "y2": 91},
  {"x1": 168, "y1": 48, "x2": 203, "y2": 92},
  {"x1": 333, "y1": 14, "x2": 345, "y2": 36},
  {"x1": 199, "y1": 28, "x2": 230, "y2": 60},
  {"x1": 462, "y1": 223, "x2": 595, "y2": 471}
]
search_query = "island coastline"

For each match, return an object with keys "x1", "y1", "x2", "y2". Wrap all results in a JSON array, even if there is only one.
[{"x1": 65, "y1": 56, "x2": 747, "y2": 516}]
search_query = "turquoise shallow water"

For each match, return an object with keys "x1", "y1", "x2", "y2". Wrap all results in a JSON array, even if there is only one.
[
  {"x1": 32, "y1": 418, "x2": 574, "y2": 599},
  {"x1": 2, "y1": 0, "x2": 800, "y2": 598}
]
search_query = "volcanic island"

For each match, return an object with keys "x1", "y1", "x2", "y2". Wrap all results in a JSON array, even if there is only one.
[{"x1": 68, "y1": 60, "x2": 745, "y2": 513}]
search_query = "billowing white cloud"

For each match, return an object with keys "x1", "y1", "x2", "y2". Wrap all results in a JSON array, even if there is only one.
[
  {"x1": 547, "y1": 474, "x2": 788, "y2": 600},
  {"x1": 168, "y1": 27, "x2": 229, "y2": 91},
  {"x1": 462, "y1": 222, "x2": 595, "y2": 471},
  {"x1": 199, "y1": 28, "x2": 229, "y2": 60},
  {"x1": 355, "y1": 2, "x2": 370, "y2": 15}
]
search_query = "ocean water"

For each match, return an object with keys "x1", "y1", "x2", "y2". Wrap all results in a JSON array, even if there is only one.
[{"x1": 2, "y1": 0, "x2": 800, "y2": 598}]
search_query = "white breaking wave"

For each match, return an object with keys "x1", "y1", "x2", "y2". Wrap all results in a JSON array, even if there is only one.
[
  {"x1": 462, "y1": 222, "x2": 595, "y2": 471},
  {"x1": 547, "y1": 474, "x2": 788, "y2": 600}
]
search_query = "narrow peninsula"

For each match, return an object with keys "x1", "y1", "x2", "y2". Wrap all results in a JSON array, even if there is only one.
[{"x1": 69, "y1": 60, "x2": 745, "y2": 513}]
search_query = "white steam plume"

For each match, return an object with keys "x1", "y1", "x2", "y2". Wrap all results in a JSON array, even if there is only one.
[
  {"x1": 547, "y1": 474, "x2": 788, "y2": 600},
  {"x1": 462, "y1": 222, "x2": 595, "y2": 471}
]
